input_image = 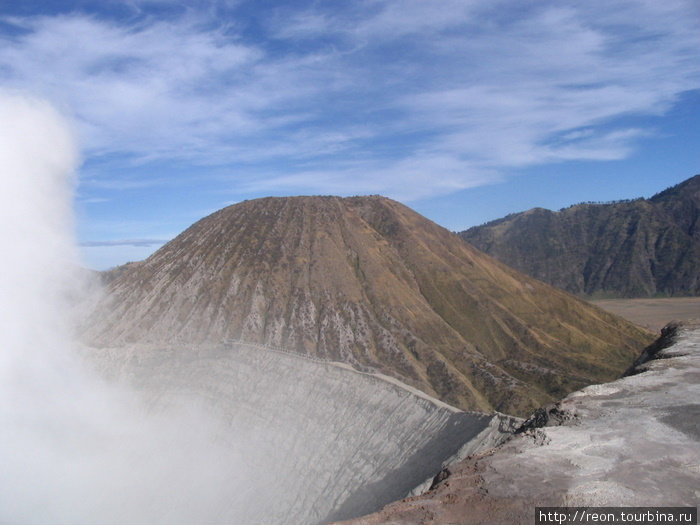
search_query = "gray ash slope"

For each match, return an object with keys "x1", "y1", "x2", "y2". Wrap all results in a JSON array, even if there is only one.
[
  {"x1": 85, "y1": 195, "x2": 652, "y2": 416},
  {"x1": 84, "y1": 340, "x2": 516, "y2": 525},
  {"x1": 460, "y1": 174, "x2": 700, "y2": 298}
]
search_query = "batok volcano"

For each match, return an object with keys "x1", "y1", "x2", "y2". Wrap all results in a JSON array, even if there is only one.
[{"x1": 86, "y1": 195, "x2": 651, "y2": 415}]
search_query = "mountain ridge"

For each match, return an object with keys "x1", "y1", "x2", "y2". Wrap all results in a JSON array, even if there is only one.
[{"x1": 460, "y1": 174, "x2": 700, "y2": 298}]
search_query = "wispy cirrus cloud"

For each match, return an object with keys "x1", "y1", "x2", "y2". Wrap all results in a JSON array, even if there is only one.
[
  {"x1": 0, "y1": 15, "x2": 262, "y2": 158},
  {"x1": 0, "y1": 0, "x2": 697, "y2": 202},
  {"x1": 80, "y1": 239, "x2": 168, "y2": 247}
]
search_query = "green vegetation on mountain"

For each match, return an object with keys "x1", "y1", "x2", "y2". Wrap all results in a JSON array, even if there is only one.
[
  {"x1": 460, "y1": 175, "x2": 700, "y2": 298},
  {"x1": 87, "y1": 196, "x2": 653, "y2": 415}
]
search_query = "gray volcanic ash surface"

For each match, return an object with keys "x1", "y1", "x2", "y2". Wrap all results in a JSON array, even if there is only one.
[{"x1": 86, "y1": 340, "x2": 516, "y2": 524}]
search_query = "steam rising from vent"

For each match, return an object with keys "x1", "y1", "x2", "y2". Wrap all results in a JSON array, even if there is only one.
[{"x1": 0, "y1": 93, "x2": 251, "y2": 524}]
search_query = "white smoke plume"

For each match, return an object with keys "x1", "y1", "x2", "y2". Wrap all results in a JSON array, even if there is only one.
[{"x1": 0, "y1": 92, "x2": 255, "y2": 525}]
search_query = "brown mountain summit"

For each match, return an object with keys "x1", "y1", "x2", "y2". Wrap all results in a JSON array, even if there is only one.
[{"x1": 86, "y1": 195, "x2": 652, "y2": 415}]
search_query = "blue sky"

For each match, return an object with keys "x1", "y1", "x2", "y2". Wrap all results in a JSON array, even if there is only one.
[{"x1": 1, "y1": 0, "x2": 698, "y2": 269}]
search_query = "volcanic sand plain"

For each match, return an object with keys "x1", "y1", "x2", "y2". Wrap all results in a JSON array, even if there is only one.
[{"x1": 591, "y1": 297, "x2": 700, "y2": 332}]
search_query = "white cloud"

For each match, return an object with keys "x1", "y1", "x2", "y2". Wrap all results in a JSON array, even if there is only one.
[
  {"x1": 0, "y1": 0, "x2": 697, "y2": 202},
  {"x1": 333, "y1": 0, "x2": 484, "y2": 42},
  {"x1": 239, "y1": 153, "x2": 500, "y2": 202},
  {"x1": 270, "y1": 11, "x2": 332, "y2": 40},
  {"x1": 80, "y1": 239, "x2": 168, "y2": 247},
  {"x1": 0, "y1": 15, "x2": 265, "y2": 159},
  {"x1": 79, "y1": 242, "x2": 161, "y2": 270},
  {"x1": 391, "y1": 1, "x2": 699, "y2": 171}
]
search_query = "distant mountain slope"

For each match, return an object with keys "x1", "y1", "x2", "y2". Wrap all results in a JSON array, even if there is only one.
[
  {"x1": 460, "y1": 175, "x2": 700, "y2": 298},
  {"x1": 84, "y1": 196, "x2": 652, "y2": 415}
]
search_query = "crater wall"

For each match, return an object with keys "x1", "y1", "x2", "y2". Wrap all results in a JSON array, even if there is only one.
[{"x1": 87, "y1": 342, "x2": 511, "y2": 524}]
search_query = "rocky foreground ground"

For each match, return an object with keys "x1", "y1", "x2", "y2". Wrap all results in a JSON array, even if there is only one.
[{"x1": 335, "y1": 322, "x2": 700, "y2": 524}]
